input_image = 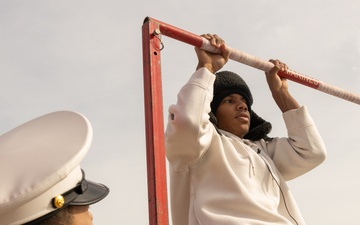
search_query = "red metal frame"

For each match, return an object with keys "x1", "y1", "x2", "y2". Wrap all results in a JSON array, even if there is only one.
[
  {"x1": 147, "y1": 17, "x2": 203, "y2": 48},
  {"x1": 142, "y1": 18, "x2": 169, "y2": 225}
]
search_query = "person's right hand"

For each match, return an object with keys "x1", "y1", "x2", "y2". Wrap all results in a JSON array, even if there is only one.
[{"x1": 195, "y1": 34, "x2": 229, "y2": 74}]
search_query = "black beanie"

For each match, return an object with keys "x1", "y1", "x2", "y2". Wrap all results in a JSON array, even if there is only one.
[
  {"x1": 211, "y1": 71, "x2": 253, "y2": 115},
  {"x1": 210, "y1": 71, "x2": 272, "y2": 141}
]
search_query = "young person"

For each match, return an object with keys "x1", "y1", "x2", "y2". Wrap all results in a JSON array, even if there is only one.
[
  {"x1": 165, "y1": 34, "x2": 326, "y2": 225},
  {"x1": 0, "y1": 111, "x2": 109, "y2": 225}
]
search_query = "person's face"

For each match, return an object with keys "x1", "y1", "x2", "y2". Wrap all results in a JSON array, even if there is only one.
[
  {"x1": 69, "y1": 205, "x2": 93, "y2": 225},
  {"x1": 215, "y1": 93, "x2": 250, "y2": 138}
]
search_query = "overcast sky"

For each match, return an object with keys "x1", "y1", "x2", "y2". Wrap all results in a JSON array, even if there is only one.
[{"x1": 1, "y1": 0, "x2": 360, "y2": 224}]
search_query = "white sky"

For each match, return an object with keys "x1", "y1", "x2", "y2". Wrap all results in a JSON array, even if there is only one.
[{"x1": 1, "y1": 0, "x2": 360, "y2": 224}]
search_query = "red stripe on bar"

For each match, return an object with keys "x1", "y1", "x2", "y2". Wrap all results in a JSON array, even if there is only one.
[{"x1": 278, "y1": 70, "x2": 320, "y2": 89}]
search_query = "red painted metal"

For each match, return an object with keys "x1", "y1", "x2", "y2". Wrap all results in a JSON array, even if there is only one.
[
  {"x1": 149, "y1": 17, "x2": 203, "y2": 48},
  {"x1": 142, "y1": 18, "x2": 169, "y2": 225}
]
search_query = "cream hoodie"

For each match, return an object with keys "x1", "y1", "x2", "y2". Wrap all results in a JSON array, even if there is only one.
[{"x1": 165, "y1": 68, "x2": 326, "y2": 225}]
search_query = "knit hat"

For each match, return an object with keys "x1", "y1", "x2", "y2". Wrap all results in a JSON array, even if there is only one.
[
  {"x1": 211, "y1": 71, "x2": 253, "y2": 115},
  {"x1": 210, "y1": 71, "x2": 272, "y2": 141}
]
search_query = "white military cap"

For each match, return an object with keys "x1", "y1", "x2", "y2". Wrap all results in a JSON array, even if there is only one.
[{"x1": 0, "y1": 111, "x2": 109, "y2": 225}]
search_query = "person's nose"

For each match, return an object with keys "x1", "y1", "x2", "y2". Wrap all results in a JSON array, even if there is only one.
[{"x1": 236, "y1": 100, "x2": 248, "y2": 111}]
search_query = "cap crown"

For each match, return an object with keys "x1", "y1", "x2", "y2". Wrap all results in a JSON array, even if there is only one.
[{"x1": 0, "y1": 111, "x2": 92, "y2": 225}]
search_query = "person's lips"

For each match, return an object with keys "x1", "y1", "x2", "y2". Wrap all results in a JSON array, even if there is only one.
[{"x1": 235, "y1": 112, "x2": 250, "y2": 121}]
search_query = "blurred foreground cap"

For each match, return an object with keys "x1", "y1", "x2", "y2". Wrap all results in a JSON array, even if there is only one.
[{"x1": 0, "y1": 111, "x2": 109, "y2": 225}]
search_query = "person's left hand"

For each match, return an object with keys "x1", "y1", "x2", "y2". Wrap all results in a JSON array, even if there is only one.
[
  {"x1": 265, "y1": 59, "x2": 300, "y2": 112},
  {"x1": 265, "y1": 59, "x2": 289, "y2": 94}
]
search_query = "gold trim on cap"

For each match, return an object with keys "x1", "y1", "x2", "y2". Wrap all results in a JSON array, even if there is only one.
[{"x1": 53, "y1": 195, "x2": 65, "y2": 208}]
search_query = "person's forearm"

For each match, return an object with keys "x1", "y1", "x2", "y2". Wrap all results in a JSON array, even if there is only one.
[{"x1": 272, "y1": 90, "x2": 301, "y2": 113}]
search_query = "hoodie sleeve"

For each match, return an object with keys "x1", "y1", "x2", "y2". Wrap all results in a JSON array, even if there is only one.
[
  {"x1": 165, "y1": 68, "x2": 216, "y2": 171},
  {"x1": 260, "y1": 106, "x2": 327, "y2": 180}
]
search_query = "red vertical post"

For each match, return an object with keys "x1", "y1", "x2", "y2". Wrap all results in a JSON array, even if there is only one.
[{"x1": 142, "y1": 18, "x2": 169, "y2": 225}]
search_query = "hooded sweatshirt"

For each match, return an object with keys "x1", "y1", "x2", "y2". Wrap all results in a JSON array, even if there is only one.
[{"x1": 165, "y1": 68, "x2": 326, "y2": 225}]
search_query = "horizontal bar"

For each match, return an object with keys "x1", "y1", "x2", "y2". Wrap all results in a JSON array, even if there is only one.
[{"x1": 145, "y1": 17, "x2": 360, "y2": 105}]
